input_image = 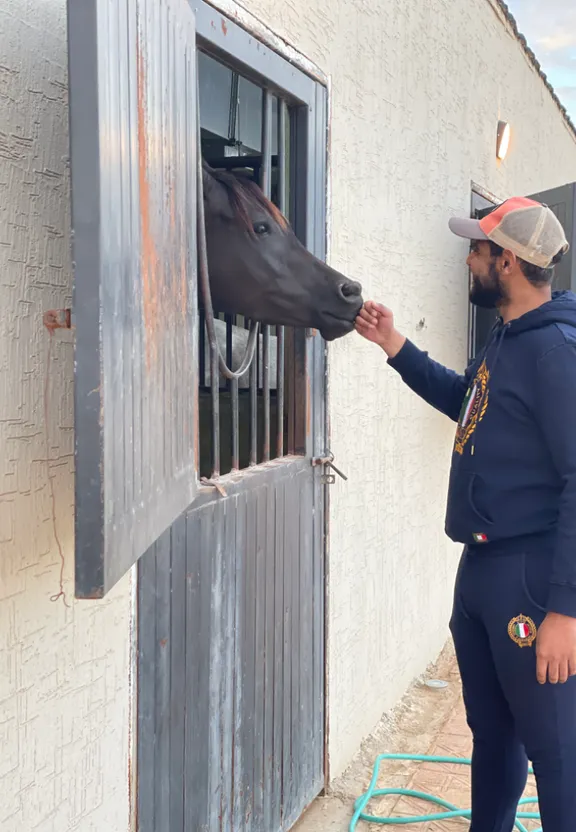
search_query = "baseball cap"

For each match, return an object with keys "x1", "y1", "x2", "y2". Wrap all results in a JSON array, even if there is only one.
[{"x1": 449, "y1": 197, "x2": 569, "y2": 268}]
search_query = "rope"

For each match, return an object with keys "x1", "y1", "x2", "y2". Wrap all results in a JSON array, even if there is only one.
[{"x1": 350, "y1": 754, "x2": 541, "y2": 832}]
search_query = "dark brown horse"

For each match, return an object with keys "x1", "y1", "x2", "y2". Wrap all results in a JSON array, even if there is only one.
[
  {"x1": 45, "y1": 163, "x2": 362, "y2": 350},
  {"x1": 202, "y1": 162, "x2": 363, "y2": 341}
]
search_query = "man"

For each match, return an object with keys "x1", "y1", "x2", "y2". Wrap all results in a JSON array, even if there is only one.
[{"x1": 355, "y1": 197, "x2": 575, "y2": 831}]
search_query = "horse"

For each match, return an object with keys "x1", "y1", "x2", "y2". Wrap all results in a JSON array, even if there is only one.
[
  {"x1": 46, "y1": 161, "x2": 363, "y2": 349},
  {"x1": 45, "y1": 160, "x2": 362, "y2": 474},
  {"x1": 199, "y1": 160, "x2": 365, "y2": 473},
  {"x1": 201, "y1": 161, "x2": 363, "y2": 343}
]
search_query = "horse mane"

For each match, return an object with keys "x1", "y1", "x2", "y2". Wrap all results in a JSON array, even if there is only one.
[{"x1": 205, "y1": 165, "x2": 289, "y2": 234}]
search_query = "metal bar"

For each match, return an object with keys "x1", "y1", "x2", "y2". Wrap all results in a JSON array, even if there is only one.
[
  {"x1": 262, "y1": 329, "x2": 270, "y2": 462},
  {"x1": 276, "y1": 328, "x2": 285, "y2": 457},
  {"x1": 199, "y1": 307, "x2": 206, "y2": 388},
  {"x1": 228, "y1": 72, "x2": 239, "y2": 143},
  {"x1": 285, "y1": 327, "x2": 295, "y2": 455},
  {"x1": 261, "y1": 90, "x2": 273, "y2": 462},
  {"x1": 260, "y1": 90, "x2": 273, "y2": 196},
  {"x1": 231, "y1": 381, "x2": 240, "y2": 471},
  {"x1": 276, "y1": 100, "x2": 288, "y2": 458},
  {"x1": 249, "y1": 319, "x2": 258, "y2": 467},
  {"x1": 229, "y1": 316, "x2": 239, "y2": 471},
  {"x1": 225, "y1": 314, "x2": 233, "y2": 388},
  {"x1": 210, "y1": 335, "x2": 220, "y2": 477},
  {"x1": 277, "y1": 101, "x2": 288, "y2": 211},
  {"x1": 197, "y1": 110, "x2": 220, "y2": 475},
  {"x1": 289, "y1": 104, "x2": 309, "y2": 455},
  {"x1": 226, "y1": 313, "x2": 240, "y2": 473}
]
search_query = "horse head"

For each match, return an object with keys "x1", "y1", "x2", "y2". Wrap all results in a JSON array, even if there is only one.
[{"x1": 201, "y1": 161, "x2": 363, "y2": 340}]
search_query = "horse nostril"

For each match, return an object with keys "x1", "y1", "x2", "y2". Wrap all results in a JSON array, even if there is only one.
[{"x1": 340, "y1": 280, "x2": 362, "y2": 299}]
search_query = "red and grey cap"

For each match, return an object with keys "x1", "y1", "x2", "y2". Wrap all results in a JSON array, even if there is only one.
[{"x1": 449, "y1": 197, "x2": 569, "y2": 268}]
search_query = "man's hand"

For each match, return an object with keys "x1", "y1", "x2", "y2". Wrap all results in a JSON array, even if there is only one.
[
  {"x1": 355, "y1": 301, "x2": 406, "y2": 358},
  {"x1": 536, "y1": 612, "x2": 576, "y2": 684}
]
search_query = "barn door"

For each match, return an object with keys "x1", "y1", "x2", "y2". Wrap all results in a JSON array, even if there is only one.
[
  {"x1": 67, "y1": 0, "x2": 198, "y2": 597},
  {"x1": 136, "y1": 5, "x2": 328, "y2": 831},
  {"x1": 469, "y1": 183, "x2": 576, "y2": 360}
]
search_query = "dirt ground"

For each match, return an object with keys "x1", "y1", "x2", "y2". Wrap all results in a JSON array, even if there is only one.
[{"x1": 293, "y1": 641, "x2": 539, "y2": 831}]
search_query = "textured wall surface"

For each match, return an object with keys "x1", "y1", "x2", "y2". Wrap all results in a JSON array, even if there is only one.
[
  {"x1": 230, "y1": 0, "x2": 576, "y2": 777},
  {"x1": 0, "y1": 2, "x2": 132, "y2": 830},
  {"x1": 3, "y1": 0, "x2": 576, "y2": 824}
]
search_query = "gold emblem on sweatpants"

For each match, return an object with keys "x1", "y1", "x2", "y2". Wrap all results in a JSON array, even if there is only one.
[{"x1": 508, "y1": 615, "x2": 537, "y2": 648}]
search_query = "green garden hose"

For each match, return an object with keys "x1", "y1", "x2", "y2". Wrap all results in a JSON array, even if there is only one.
[{"x1": 350, "y1": 754, "x2": 541, "y2": 832}]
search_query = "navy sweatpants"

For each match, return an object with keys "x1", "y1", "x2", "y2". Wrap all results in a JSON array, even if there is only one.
[{"x1": 449, "y1": 546, "x2": 576, "y2": 831}]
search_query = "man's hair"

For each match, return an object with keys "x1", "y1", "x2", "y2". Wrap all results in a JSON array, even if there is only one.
[{"x1": 488, "y1": 241, "x2": 565, "y2": 287}]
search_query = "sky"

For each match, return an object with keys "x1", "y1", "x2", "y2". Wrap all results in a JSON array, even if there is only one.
[{"x1": 505, "y1": 0, "x2": 576, "y2": 121}]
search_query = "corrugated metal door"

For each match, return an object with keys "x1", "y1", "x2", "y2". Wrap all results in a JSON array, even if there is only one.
[
  {"x1": 138, "y1": 459, "x2": 325, "y2": 832},
  {"x1": 136, "y1": 5, "x2": 328, "y2": 831}
]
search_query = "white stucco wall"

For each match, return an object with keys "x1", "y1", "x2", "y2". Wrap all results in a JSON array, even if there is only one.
[
  {"x1": 0, "y1": 2, "x2": 132, "y2": 830},
  {"x1": 3, "y1": 0, "x2": 576, "y2": 825},
  {"x1": 230, "y1": 0, "x2": 576, "y2": 777}
]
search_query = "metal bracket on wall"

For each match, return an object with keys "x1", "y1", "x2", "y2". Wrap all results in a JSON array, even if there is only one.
[
  {"x1": 311, "y1": 451, "x2": 348, "y2": 485},
  {"x1": 43, "y1": 308, "x2": 75, "y2": 332}
]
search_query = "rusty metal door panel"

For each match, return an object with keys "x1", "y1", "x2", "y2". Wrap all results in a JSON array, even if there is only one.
[
  {"x1": 68, "y1": 0, "x2": 198, "y2": 598},
  {"x1": 136, "y1": 5, "x2": 327, "y2": 830},
  {"x1": 137, "y1": 459, "x2": 324, "y2": 832}
]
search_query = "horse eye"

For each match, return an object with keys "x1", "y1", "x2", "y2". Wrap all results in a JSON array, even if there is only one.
[{"x1": 253, "y1": 222, "x2": 270, "y2": 235}]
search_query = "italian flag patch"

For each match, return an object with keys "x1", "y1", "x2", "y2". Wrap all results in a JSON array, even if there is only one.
[
  {"x1": 460, "y1": 384, "x2": 477, "y2": 428},
  {"x1": 515, "y1": 621, "x2": 530, "y2": 639},
  {"x1": 508, "y1": 615, "x2": 537, "y2": 647},
  {"x1": 473, "y1": 533, "x2": 488, "y2": 543}
]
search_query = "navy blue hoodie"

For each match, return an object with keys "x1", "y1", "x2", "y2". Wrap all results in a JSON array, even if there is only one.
[{"x1": 388, "y1": 290, "x2": 576, "y2": 617}]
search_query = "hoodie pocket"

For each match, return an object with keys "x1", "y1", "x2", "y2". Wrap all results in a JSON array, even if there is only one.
[{"x1": 467, "y1": 473, "x2": 494, "y2": 526}]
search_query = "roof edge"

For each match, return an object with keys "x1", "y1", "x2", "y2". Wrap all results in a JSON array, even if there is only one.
[{"x1": 492, "y1": 0, "x2": 576, "y2": 141}]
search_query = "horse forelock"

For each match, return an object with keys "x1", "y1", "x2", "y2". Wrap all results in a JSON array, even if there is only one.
[{"x1": 207, "y1": 168, "x2": 289, "y2": 233}]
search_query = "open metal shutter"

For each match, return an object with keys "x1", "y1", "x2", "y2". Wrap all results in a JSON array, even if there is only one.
[{"x1": 67, "y1": 0, "x2": 198, "y2": 597}]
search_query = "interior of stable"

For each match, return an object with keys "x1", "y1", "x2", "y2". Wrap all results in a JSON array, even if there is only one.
[{"x1": 197, "y1": 50, "x2": 304, "y2": 479}]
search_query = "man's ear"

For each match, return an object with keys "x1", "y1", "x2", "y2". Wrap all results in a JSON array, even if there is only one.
[{"x1": 501, "y1": 249, "x2": 517, "y2": 274}]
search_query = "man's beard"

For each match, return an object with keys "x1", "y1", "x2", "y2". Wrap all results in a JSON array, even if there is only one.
[{"x1": 469, "y1": 261, "x2": 507, "y2": 309}]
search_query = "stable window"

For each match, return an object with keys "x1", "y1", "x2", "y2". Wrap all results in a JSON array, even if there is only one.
[
  {"x1": 197, "y1": 50, "x2": 305, "y2": 479},
  {"x1": 67, "y1": 0, "x2": 329, "y2": 598}
]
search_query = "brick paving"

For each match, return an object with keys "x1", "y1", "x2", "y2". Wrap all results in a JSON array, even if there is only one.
[
  {"x1": 380, "y1": 671, "x2": 540, "y2": 831},
  {"x1": 294, "y1": 646, "x2": 541, "y2": 831}
]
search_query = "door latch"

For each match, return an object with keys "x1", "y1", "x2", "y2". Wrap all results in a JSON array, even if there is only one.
[{"x1": 311, "y1": 451, "x2": 348, "y2": 484}]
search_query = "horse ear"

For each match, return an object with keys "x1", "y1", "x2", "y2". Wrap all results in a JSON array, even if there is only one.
[
  {"x1": 202, "y1": 158, "x2": 215, "y2": 176},
  {"x1": 201, "y1": 158, "x2": 218, "y2": 202}
]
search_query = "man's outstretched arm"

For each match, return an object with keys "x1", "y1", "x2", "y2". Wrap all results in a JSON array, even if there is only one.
[{"x1": 355, "y1": 301, "x2": 471, "y2": 423}]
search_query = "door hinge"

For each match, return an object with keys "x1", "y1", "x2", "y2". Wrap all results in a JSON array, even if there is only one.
[{"x1": 311, "y1": 451, "x2": 348, "y2": 485}]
